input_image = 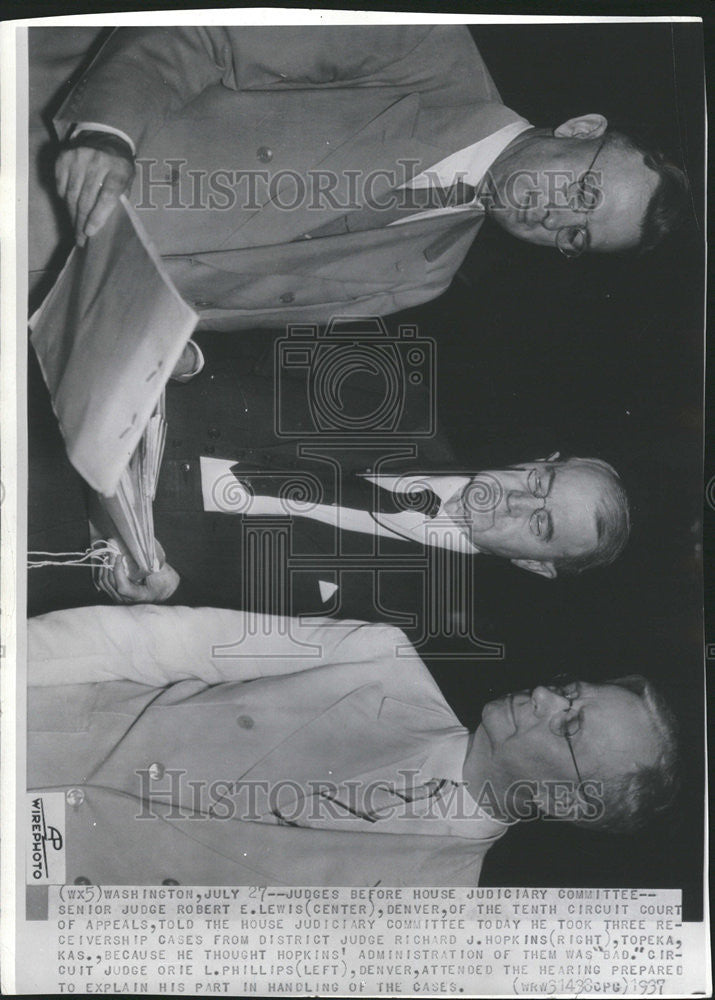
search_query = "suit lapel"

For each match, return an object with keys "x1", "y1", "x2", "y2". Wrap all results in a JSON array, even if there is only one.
[
  {"x1": 371, "y1": 509, "x2": 477, "y2": 555},
  {"x1": 237, "y1": 680, "x2": 458, "y2": 816},
  {"x1": 411, "y1": 100, "x2": 528, "y2": 165},
  {"x1": 231, "y1": 92, "x2": 447, "y2": 246},
  {"x1": 163, "y1": 205, "x2": 481, "y2": 315}
]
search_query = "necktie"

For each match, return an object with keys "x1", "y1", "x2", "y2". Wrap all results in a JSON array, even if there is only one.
[
  {"x1": 369, "y1": 482, "x2": 442, "y2": 518},
  {"x1": 273, "y1": 778, "x2": 450, "y2": 826},
  {"x1": 230, "y1": 467, "x2": 442, "y2": 519},
  {"x1": 297, "y1": 180, "x2": 477, "y2": 240},
  {"x1": 358, "y1": 778, "x2": 450, "y2": 822}
]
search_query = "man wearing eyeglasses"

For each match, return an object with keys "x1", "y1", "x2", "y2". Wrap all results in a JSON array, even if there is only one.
[
  {"x1": 93, "y1": 452, "x2": 630, "y2": 612},
  {"x1": 476, "y1": 123, "x2": 677, "y2": 257},
  {"x1": 27, "y1": 605, "x2": 679, "y2": 886},
  {"x1": 31, "y1": 26, "x2": 688, "y2": 329}
]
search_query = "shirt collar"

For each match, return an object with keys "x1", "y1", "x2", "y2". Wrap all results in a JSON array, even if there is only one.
[
  {"x1": 409, "y1": 119, "x2": 532, "y2": 191},
  {"x1": 364, "y1": 472, "x2": 469, "y2": 504},
  {"x1": 363, "y1": 474, "x2": 483, "y2": 554},
  {"x1": 418, "y1": 729, "x2": 513, "y2": 828},
  {"x1": 418, "y1": 727, "x2": 471, "y2": 785},
  {"x1": 464, "y1": 119, "x2": 533, "y2": 189}
]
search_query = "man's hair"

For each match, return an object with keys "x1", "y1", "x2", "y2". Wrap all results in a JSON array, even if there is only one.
[
  {"x1": 608, "y1": 131, "x2": 690, "y2": 254},
  {"x1": 573, "y1": 675, "x2": 680, "y2": 835},
  {"x1": 552, "y1": 457, "x2": 631, "y2": 576}
]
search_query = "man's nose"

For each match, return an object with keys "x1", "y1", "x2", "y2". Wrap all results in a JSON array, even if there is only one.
[
  {"x1": 532, "y1": 685, "x2": 571, "y2": 712},
  {"x1": 538, "y1": 206, "x2": 580, "y2": 231},
  {"x1": 506, "y1": 490, "x2": 544, "y2": 515}
]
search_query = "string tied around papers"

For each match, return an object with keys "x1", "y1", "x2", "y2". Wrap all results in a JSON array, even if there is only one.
[{"x1": 27, "y1": 541, "x2": 119, "y2": 570}]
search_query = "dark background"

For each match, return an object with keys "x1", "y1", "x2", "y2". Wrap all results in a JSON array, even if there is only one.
[
  {"x1": 25, "y1": 21, "x2": 706, "y2": 916},
  {"x1": 415, "y1": 23, "x2": 704, "y2": 914}
]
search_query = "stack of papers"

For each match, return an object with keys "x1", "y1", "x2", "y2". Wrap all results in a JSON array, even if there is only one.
[
  {"x1": 88, "y1": 394, "x2": 167, "y2": 575},
  {"x1": 30, "y1": 196, "x2": 197, "y2": 576}
]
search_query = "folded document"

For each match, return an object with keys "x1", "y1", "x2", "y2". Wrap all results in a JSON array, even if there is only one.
[{"x1": 30, "y1": 197, "x2": 197, "y2": 574}]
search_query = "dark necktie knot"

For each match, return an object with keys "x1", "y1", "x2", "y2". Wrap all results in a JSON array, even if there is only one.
[
  {"x1": 229, "y1": 467, "x2": 442, "y2": 519},
  {"x1": 372, "y1": 483, "x2": 442, "y2": 518}
]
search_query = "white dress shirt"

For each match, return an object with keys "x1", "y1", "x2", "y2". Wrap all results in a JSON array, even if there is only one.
[
  {"x1": 268, "y1": 725, "x2": 510, "y2": 841},
  {"x1": 200, "y1": 458, "x2": 480, "y2": 605},
  {"x1": 318, "y1": 728, "x2": 508, "y2": 838},
  {"x1": 201, "y1": 458, "x2": 479, "y2": 551},
  {"x1": 391, "y1": 118, "x2": 532, "y2": 226}
]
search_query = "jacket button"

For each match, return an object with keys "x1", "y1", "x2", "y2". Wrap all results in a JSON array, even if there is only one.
[
  {"x1": 208, "y1": 426, "x2": 221, "y2": 439},
  {"x1": 181, "y1": 463, "x2": 191, "y2": 474},
  {"x1": 256, "y1": 146, "x2": 273, "y2": 163},
  {"x1": 280, "y1": 292, "x2": 295, "y2": 304},
  {"x1": 162, "y1": 878, "x2": 180, "y2": 885},
  {"x1": 148, "y1": 762, "x2": 165, "y2": 781},
  {"x1": 237, "y1": 715, "x2": 255, "y2": 730},
  {"x1": 66, "y1": 788, "x2": 85, "y2": 807},
  {"x1": 74, "y1": 876, "x2": 91, "y2": 885}
]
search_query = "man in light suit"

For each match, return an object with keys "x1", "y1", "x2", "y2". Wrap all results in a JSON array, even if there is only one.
[
  {"x1": 31, "y1": 25, "x2": 687, "y2": 328},
  {"x1": 28, "y1": 604, "x2": 679, "y2": 886}
]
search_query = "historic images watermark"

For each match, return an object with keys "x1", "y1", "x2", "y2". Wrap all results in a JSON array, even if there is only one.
[
  {"x1": 134, "y1": 768, "x2": 606, "y2": 826},
  {"x1": 133, "y1": 159, "x2": 603, "y2": 217}
]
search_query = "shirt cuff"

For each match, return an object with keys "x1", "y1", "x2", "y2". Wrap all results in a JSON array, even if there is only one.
[
  {"x1": 170, "y1": 339, "x2": 205, "y2": 384},
  {"x1": 71, "y1": 121, "x2": 136, "y2": 156}
]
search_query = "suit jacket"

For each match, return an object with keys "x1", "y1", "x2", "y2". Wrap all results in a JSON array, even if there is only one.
[
  {"x1": 28, "y1": 605, "x2": 507, "y2": 885},
  {"x1": 32, "y1": 25, "x2": 524, "y2": 326},
  {"x1": 154, "y1": 355, "x2": 475, "y2": 628},
  {"x1": 160, "y1": 466, "x2": 473, "y2": 631},
  {"x1": 27, "y1": 338, "x2": 477, "y2": 630}
]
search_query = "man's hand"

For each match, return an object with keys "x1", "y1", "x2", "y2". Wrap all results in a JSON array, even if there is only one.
[
  {"x1": 95, "y1": 539, "x2": 180, "y2": 604},
  {"x1": 55, "y1": 147, "x2": 135, "y2": 247}
]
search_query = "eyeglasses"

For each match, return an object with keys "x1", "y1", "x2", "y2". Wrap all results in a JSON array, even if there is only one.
[
  {"x1": 555, "y1": 137, "x2": 607, "y2": 259},
  {"x1": 526, "y1": 466, "x2": 555, "y2": 539},
  {"x1": 546, "y1": 673, "x2": 585, "y2": 785}
]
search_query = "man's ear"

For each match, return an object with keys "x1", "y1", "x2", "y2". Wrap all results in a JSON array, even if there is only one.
[
  {"x1": 511, "y1": 558, "x2": 557, "y2": 579},
  {"x1": 554, "y1": 114, "x2": 608, "y2": 140}
]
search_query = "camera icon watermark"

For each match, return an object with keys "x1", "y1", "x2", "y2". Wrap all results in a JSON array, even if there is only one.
[{"x1": 275, "y1": 316, "x2": 435, "y2": 438}]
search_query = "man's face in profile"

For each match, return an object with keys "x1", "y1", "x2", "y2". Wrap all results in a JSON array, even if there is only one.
[
  {"x1": 486, "y1": 134, "x2": 659, "y2": 254},
  {"x1": 444, "y1": 459, "x2": 606, "y2": 574},
  {"x1": 479, "y1": 681, "x2": 661, "y2": 812}
]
